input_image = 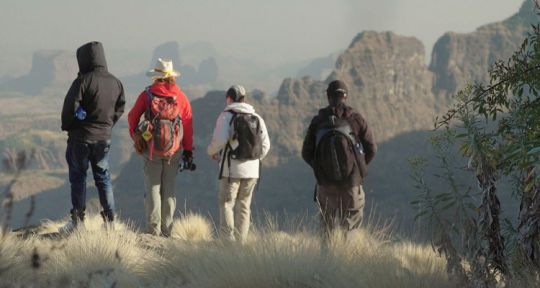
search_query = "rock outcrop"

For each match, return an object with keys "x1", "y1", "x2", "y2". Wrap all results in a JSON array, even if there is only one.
[
  {"x1": 118, "y1": 7, "x2": 535, "y2": 227},
  {"x1": 296, "y1": 53, "x2": 338, "y2": 80},
  {"x1": 113, "y1": 31, "x2": 440, "y2": 224},
  {"x1": 122, "y1": 41, "x2": 219, "y2": 96},
  {"x1": 197, "y1": 57, "x2": 219, "y2": 85},
  {"x1": 270, "y1": 31, "x2": 437, "y2": 158},
  {"x1": 149, "y1": 42, "x2": 182, "y2": 69},
  {"x1": 329, "y1": 31, "x2": 436, "y2": 141},
  {"x1": 7, "y1": 2, "x2": 540, "y2": 230},
  {"x1": 430, "y1": 1, "x2": 537, "y2": 96},
  {"x1": 0, "y1": 50, "x2": 77, "y2": 95}
]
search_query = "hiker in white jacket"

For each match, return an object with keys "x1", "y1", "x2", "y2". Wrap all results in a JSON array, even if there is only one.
[{"x1": 207, "y1": 85, "x2": 270, "y2": 242}]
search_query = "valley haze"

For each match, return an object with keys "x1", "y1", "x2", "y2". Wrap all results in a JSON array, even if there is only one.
[{"x1": 0, "y1": 0, "x2": 533, "y2": 233}]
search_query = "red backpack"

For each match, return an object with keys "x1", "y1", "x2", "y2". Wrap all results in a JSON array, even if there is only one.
[{"x1": 143, "y1": 87, "x2": 183, "y2": 159}]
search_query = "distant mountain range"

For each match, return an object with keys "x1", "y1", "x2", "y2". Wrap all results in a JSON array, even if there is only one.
[
  {"x1": 1, "y1": 1, "x2": 536, "y2": 230},
  {"x1": 0, "y1": 41, "x2": 335, "y2": 98},
  {"x1": 0, "y1": 50, "x2": 77, "y2": 95}
]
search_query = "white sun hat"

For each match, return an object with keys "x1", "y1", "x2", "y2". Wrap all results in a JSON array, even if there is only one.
[{"x1": 146, "y1": 58, "x2": 180, "y2": 79}]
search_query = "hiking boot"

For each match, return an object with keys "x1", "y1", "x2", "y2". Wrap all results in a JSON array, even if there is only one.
[
  {"x1": 101, "y1": 221, "x2": 118, "y2": 231},
  {"x1": 100, "y1": 210, "x2": 116, "y2": 230},
  {"x1": 58, "y1": 220, "x2": 76, "y2": 233},
  {"x1": 58, "y1": 209, "x2": 85, "y2": 233}
]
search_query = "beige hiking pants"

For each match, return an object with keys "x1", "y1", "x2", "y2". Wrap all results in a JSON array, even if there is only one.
[
  {"x1": 218, "y1": 178, "x2": 258, "y2": 242},
  {"x1": 143, "y1": 152, "x2": 181, "y2": 237}
]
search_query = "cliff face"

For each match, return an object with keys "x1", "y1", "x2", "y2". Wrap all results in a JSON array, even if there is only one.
[
  {"x1": 112, "y1": 31, "x2": 441, "y2": 224},
  {"x1": 296, "y1": 53, "x2": 338, "y2": 80},
  {"x1": 6, "y1": 3, "x2": 540, "y2": 229},
  {"x1": 121, "y1": 41, "x2": 219, "y2": 97},
  {"x1": 110, "y1": 10, "x2": 540, "y2": 227},
  {"x1": 0, "y1": 50, "x2": 77, "y2": 95},
  {"x1": 430, "y1": 1, "x2": 536, "y2": 96},
  {"x1": 270, "y1": 31, "x2": 437, "y2": 157},
  {"x1": 329, "y1": 31, "x2": 436, "y2": 141}
]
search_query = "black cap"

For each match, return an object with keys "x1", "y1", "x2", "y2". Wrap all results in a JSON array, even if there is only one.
[{"x1": 326, "y1": 80, "x2": 348, "y2": 97}]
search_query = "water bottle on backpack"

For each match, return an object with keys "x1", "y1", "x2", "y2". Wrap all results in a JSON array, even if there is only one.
[{"x1": 75, "y1": 106, "x2": 87, "y2": 120}]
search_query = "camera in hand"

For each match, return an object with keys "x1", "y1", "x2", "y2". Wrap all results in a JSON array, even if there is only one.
[{"x1": 178, "y1": 159, "x2": 196, "y2": 172}]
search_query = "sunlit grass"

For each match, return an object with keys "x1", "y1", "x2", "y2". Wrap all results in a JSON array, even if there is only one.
[{"x1": 0, "y1": 213, "x2": 455, "y2": 288}]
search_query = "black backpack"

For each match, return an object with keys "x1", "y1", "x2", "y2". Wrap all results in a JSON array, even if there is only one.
[
  {"x1": 219, "y1": 111, "x2": 263, "y2": 179},
  {"x1": 313, "y1": 115, "x2": 365, "y2": 185}
]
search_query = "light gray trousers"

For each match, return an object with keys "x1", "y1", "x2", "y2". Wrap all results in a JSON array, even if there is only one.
[
  {"x1": 143, "y1": 152, "x2": 180, "y2": 236},
  {"x1": 218, "y1": 178, "x2": 258, "y2": 243}
]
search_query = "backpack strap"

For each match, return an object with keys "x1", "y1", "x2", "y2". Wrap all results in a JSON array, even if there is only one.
[
  {"x1": 218, "y1": 110, "x2": 236, "y2": 181},
  {"x1": 315, "y1": 117, "x2": 356, "y2": 147},
  {"x1": 144, "y1": 87, "x2": 153, "y2": 121},
  {"x1": 225, "y1": 110, "x2": 238, "y2": 125},
  {"x1": 218, "y1": 110, "x2": 258, "y2": 182},
  {"x1": 345, "y1": 115, "x2": 367, "y2": 178},
  {"x1": 218, "y1": 146, "x2": 226, "y2": 180},
  {"x1": 144, "y1": 87, "x2": 155, "y2": 160}
]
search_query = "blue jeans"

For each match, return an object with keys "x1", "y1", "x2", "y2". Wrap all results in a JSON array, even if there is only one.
[{"x1": 66, "y1": 139, "x2": 114, "y2": 213}]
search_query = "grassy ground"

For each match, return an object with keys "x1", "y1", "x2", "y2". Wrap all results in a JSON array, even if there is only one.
[{"x1": 0, "y1": 213, "x2": 455, "y2": 288}]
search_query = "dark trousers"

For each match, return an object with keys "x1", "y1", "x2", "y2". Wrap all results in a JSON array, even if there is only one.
[
  {"x1": 66, "y1": 139, "x2": 114, "y2": 213},
  {"x1": 317, "y1": 185, "x2": 365, "y2": 240}
]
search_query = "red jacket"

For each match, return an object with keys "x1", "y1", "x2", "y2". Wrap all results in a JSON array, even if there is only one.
[{"x1": 128, "y1": 82, "x2": 193, "y2": 151}]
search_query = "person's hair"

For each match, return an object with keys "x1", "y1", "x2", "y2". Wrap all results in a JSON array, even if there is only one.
[
  {"x1": 226, "y1": 86, "x2": 246, "y2": 103},
  {"x1": 154, "y1": 77, "x2": 176, "y2": 84},
  {"x1": 227, "y1": 95, "x2": 246, "y2": 103}
]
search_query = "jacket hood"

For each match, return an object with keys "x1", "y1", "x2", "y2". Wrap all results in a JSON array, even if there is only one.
[
  {"x1": 149, "y1": 82, "x2": 181, "y2": 97},
  {"x1": 76, "y1": 42, "x2": 108, "y2": 74},
  {"x1": 225, "y1": 102, "x2": 255, "y2": 114},
  {"x1": 318, "y1": 103, "x2": 354, "y2": 118}
]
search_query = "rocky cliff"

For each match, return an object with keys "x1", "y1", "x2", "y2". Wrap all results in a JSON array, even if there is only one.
[
  {"x1": 430, "y1": 1, "x2": 537, "y2": 96},
  {"x1": 112, "y1": 31, "x2": 440, "y2": 226},
  {"x1": 121, "y1": 41, "x2": 219, "y2": 98},
  {"x1": 46, "y1": 9, "x2": 540, "y2": 228},
  {"x1": 5, "y1": 2, "x2": 539, "y2": 229},
  {"x1": 270, "y1": 31, "x2": 437, "y2": 159},
  {"x1": 0, "y1": 50, "x2": 77, "y2": 95},
  {"x1": 296, "y1": 53, "x2": 338, "y2": 80}
]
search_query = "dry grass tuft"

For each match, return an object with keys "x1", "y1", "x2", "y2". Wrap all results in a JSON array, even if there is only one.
[
  {"x1": 170, "y1": 213, "x2": 213, "y2": 242},
  {"x1": 0, "y1": 212, "x2": 456, "y2": 288}
]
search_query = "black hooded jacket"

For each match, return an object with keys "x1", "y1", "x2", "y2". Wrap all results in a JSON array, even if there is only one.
[
  {"x1": 302, "y1": 103, "x2": 377, "y2": 186},
  {"x1": 61, "y1": 42, "x2": 125, "y2": 142}
]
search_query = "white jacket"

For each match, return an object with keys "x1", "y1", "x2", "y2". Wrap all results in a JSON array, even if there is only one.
[{"x1": 207, "y1": 102, "x2": 270, "y2": 179}]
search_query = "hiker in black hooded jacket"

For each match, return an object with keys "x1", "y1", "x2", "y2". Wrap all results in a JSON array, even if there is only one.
[
  {"x1": 60, "y1": 41, "x2": 125, "y2": 232},
  {"x1": 302, "y1": 80, "x2": 376, "y2": 242}
]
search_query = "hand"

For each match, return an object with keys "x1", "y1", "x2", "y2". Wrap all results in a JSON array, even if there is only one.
[
  {"x1": 182, "y1": 150, "x2": 193, "y2": 162},
  {"x1": 211, "y1": 154, "x2": 220, "y2": 162},
  {"x1": 179, "y1": 150, "x2": 196, "y2": 172},
  {"x1": 133, "y1": 133, "x2": 147, "y2": 154}
]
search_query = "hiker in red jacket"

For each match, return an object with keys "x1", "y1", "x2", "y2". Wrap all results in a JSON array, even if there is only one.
[{"x1": 127, "y1": 58, "x2": 194, "y2": 237}]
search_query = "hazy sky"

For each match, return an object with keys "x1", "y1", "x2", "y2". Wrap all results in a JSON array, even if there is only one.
[{"x1": 0, "y1": 0, "x2": 525, "y2": 76}]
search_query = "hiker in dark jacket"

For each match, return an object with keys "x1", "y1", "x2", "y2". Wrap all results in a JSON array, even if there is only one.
[
  {"x1": 60, "y1": 41, "x2": 125, "y2": 232},
  {"x1": 302, "y1": 80, "x2": 376, "y2": 241}
]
